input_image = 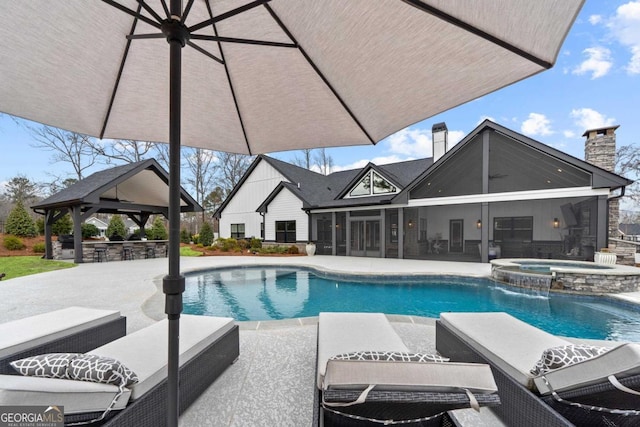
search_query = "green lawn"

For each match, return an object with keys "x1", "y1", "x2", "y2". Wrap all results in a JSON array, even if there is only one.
[
  {"x1": 0, "y1": 256, "x2": 76, "y2": 280},
  {"x1": 180, "y1": 246, "x2": 203, "y2": 257}
]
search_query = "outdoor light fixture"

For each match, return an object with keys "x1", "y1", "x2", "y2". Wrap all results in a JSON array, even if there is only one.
[
  {"x1": 476, "y1": 219, "x2": 482, "y2": 229},
  {"x1": 553, "y1": 218, "x2": 560, "y2": 228},
  {"x1": 408, "y1": 219, "x2": 414, "y2": 228}
]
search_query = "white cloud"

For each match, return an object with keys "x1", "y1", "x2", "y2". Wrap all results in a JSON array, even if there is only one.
[
  {"x1": 386, "y1": 128, "x2": 432, "y2": 157},
  {"x1": 589, "y1": 14, "x2": 603, "y2": 25},
  {"x1": 572, "y1": 47, "x2": 613, "y2": 79},
  {"x1": 570, "y1": 108, "x2": 616, "y2": 131},
  {"x1": 476, "y1": 115, "x2": 495, "y2": 125},
  {"x1": 521, "y1": 113, "x2": 554, "y2": 136},
  {"x1": 606, "y1": 1, "x2": 640, "y2": 74},
  {"x1": 448, "y1": 131, "x2": 465, "y2": 147},
  {"x1": 563, "y1": 130, "x2": 576, "y2": 138}
]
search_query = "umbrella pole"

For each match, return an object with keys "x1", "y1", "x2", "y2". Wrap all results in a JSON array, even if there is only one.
[{"x1": 163, "y1": 2, "x2": 186, "y2": 426}]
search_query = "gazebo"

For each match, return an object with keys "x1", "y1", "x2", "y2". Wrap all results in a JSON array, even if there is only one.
[{"x1": 32, "y1": 159, "x2": 202, "y2": 263}]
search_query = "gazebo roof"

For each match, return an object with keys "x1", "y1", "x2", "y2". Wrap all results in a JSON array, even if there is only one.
[{"x1": 32, "y1": 159, "x2": 202, "y2": 215}]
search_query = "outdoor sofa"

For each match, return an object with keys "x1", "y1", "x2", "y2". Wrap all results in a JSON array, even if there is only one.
[
  {"x1": 0, "y1": 306, "x2": 126, "y2": 374},
  {"x1": 314, "y1": 312, "x2": 501, "y2": 426},
  {"x1": 436, "y1": 312, "x2": 640, "y2": 427},
  {"x1": 0, "y1": 314, "x2": 239, "y2": 426}
]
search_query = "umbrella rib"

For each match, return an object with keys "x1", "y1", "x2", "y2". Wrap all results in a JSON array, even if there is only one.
[
  {"x1": 127, "y1": 33, "x2": 165, "y2": 40},
  {"x1": 159, "y1": 0, "x2": 170, "y2": 19},
  {"x1": 205, "y1": 0, "x2": 254, "y2": 154},
  {"x1": 182, "y1": 0, "x2": 196, "y2": 23},
  {"x1": 186, "y1": 41, "x2": 225, "y2": 64},
  {"x1": 100, "y1": 3, "x2": 143, "y2": 139},
  {"x1": 264, "y1": 3, "x2": 375, "y2": 144},
  {"x1": 136, "y1": 0, "x2": 164, "y2": 24},
  {"x1": 101, "y1": 0, "x2": 161, "y2": 29},
  {"x1": 401, "y1": 0, "x2": 552, "y2": 69},
  {"x1": 189, "y1": 0, "x2": 271, "y2": 33},
  {"x1": 190, "y1": 34, "x2": 296, "y2": 48}
]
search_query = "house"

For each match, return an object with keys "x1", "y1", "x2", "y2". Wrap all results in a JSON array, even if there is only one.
[{"x1": 214, "y1": 120, "x2": 632, "y2": 262}]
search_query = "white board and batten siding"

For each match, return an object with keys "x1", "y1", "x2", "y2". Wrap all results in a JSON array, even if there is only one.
[
  {"x1": 264, "y1": 188, "x2": 308, "y2": 242},
  {"x1": 218, "y1": 160, "x2": 287, "y2": 239}
]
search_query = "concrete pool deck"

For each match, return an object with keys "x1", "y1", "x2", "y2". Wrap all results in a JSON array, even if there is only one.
[{"x1": 1, "y1": 255, "x2": 639, "y2": 426}]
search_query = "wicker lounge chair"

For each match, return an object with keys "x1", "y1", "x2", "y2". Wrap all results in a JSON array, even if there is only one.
[
  {"x1": 0, "y1": 315, "x2": 239, "y2": 426},
  {"x1": 0, "y1": 307, "x2": 126, "y2": 374},
  {"x1": 314, "y1": 312, "x2": 500, "y2": 426},
  {"x1": 436, "y1": 312, "x2": 640, "y2": 427}
]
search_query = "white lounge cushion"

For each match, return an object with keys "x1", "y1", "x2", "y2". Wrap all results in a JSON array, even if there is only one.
[
  {"x1": 324, "y1": 359, "x2": 498, "y2": 394},
  {"x1": 0, "y1": 307, "x2": 121, "y2": 358},
  {"x1": 88, "y1": 315, "x2": 235, "y2": 400},
  {"x1": 317, "y1": 312, "x2": 408, "y2": 388},
  {"x1": 0, "y1": 315, "x2": 235, "y2": 415},
  {"x1": 534, "y1": 343, "x2": 640, "y2": 395},
  {"x1": 0, "y1": 374, "x2": 130, "y2": 414},
  {"x1": 439, "y1": 312, "x2": 570, "y2": 389}
]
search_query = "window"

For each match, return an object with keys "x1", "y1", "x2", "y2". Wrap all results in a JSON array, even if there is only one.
[
  {"x1": 493, "y1": 217, "x2": 532, "y2": 242},
  {"x1": 276, "y1": 220, "x2": 296, "y2": 243},
  {"x1": 230, "y1": 223, "x2": 245, "y2": 239},
  {"x1": 349, "y1": 170, "x2": 397, "y2": 197}
]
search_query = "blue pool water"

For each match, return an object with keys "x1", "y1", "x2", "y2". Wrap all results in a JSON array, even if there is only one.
[{"x1": 183, "y1": 267, "x2": 640, "y2": 341}]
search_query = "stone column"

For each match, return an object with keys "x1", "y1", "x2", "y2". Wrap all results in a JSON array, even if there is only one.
[{"x1": 584, "y1": 125, "x2": 620, "y2": 238}]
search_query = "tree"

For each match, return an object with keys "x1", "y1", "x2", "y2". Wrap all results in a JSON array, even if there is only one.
[
  {"x1": 106, "y1": 215, "x2": 126, "y2": 239},
  {"x1": 150, "y1": 216, "x2": 168, "y2": 240},
  {"x1": 616, "y1": 144, "x2": 640, "y2": 207},
  {"x1": 5, "y1": 201, "x2": 37, "y2": 237},
  {"x1": 28, "y1": 125, "x2": 98, "y2": 180},
  {"x1": 203, "y1": 186, "x2": 224, "y2": 216},
  {"x1": 216, "y1": 152, "x2": 252, "y2": 195},
  {"x1": 82, "y1": 223, "x2": 100, "y2": 239},
  {"x1": 3, "y1": 175, "x2": 39, "y2": 204},
  {"x1": 185, "y1": 148, "x2": 217, "y2": 221},
  {"x1": 292, "y1": 149, "x2": 314, "y2": 169},
  {"x1": 51, "y1": 213, "x2": 73, "y2": 236},
  {"x1": 90, "y1": 139, "x2": 157, "y2": 164},
  {"x1": 315, "y1": 148, "x2": 334, "y2": 175},
  {"x1": 200, "y1": 221, "x2": 214, "y2": 246}
]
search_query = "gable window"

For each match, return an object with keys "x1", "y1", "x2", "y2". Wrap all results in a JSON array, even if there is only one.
[
  {"x1": 348, "y1": 170, "x2": 397, "y2": 197},
  {"x1": 231, "y1": 223, "x2": 245, "y2": 239},
  {"x1": 276, "y1": 220, "x2": 296, "y2": 243}
]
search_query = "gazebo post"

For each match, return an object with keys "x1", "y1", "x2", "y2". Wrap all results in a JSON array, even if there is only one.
[
  {"x1": 72, "y1": 207, "x2": 84, "y2": 264},
  {"x1": 44, "y1": 210, "x2": 53, "y2": 260}
]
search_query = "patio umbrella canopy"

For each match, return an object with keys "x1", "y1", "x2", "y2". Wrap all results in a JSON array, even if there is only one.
[{"x1": 0, "y1": 1, "x2": 584, "y2": 425}]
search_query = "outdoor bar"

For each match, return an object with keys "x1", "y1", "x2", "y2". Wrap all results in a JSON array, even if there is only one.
[{"x1": 52, "y1": 239, "x2": 168, "y2": 262}]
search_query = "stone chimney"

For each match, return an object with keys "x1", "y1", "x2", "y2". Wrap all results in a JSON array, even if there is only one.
[
  {"x1": 583, "y1": 125, "x2": 620, "y2": 238},
  {"x1": 432, "y1": 122, "x2": 448, "y2": 162}
]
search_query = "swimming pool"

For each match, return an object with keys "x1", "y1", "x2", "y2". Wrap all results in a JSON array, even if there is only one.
[{"x1": 183, "y1": 266, "x2": 640, "y2": 341}]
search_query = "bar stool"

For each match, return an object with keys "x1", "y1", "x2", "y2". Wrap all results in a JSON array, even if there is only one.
[
  {"x1": 93, "y1": 244, "x2": 108, "y2": 262},
  {"x1": 122, "y1": 243, "x2": 134, "y2": 261}
]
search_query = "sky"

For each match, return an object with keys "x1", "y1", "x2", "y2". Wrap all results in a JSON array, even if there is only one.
[{"x1": 1, "y1": 1, "x2": 639, "y2": 206}]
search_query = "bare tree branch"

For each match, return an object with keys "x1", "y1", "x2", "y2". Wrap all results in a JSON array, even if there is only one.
[{"x1": 28, "y1": 124, "x2": 98, "y2": 180}]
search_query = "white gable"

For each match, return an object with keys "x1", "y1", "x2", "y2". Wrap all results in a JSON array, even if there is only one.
[
  {"x1": 219, "y1": 160, "x2": 287, "y2": 239},
  {"x1": 264, "y1": 188, "x2": 307, "y2": 242}
]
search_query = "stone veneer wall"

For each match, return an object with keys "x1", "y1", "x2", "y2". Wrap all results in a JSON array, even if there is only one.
[
  {"x1": 553, "y1": 271, "x2": 640, "y2": 294},
  {"x1": 584, "y1": 126, "x2": 620, "y2": 238}
]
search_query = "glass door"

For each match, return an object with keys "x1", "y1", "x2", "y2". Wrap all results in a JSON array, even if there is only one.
[
  {"x1": 449, "y1": 219, "x2": 463, "y2": 253},
  {"x1": 350, "y1": 219, "x2": 380, "y2": 257}
]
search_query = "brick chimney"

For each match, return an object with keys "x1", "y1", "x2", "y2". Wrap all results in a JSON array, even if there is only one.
[
  {"x1": 432, "y1": 122, "x2": 448, "y2": 162},
  {"x1": 583, "y1": 125, "x2": 620, "y2": 238}
]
